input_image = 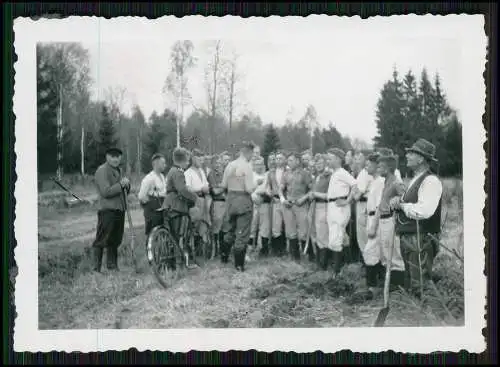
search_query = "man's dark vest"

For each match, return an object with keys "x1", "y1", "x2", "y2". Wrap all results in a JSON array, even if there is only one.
[{"x1": 396, "y1": 170, "x2": 442, "y2": 235}]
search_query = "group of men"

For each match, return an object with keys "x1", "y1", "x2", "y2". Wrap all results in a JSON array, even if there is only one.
[{"x1": 91, "y1": 137, "x2": 443, "y2": 301}]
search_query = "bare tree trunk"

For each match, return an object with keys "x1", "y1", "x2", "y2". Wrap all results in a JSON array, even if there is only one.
[
  {"x1": 229, "y1": 63, "x2": 235, "y2": 132},
  {"x1": 80, "y1": 125, "x2": 85, "y2": 176},
  {"x1": 56, "y1": 87, "x2": 64, "y2": 180},
  {"x1": 137, "y1": 124, "x2": 142, "y2": 175}
]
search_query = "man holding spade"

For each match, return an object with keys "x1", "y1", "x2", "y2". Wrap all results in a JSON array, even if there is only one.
[{"x1": 91, "y1": 147, "x2": 131, "y2": 272}]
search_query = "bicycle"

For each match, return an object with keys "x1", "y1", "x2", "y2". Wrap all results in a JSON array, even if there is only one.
[{"x1": 147, "y1": 207, "x2": 200, "y2": 288}]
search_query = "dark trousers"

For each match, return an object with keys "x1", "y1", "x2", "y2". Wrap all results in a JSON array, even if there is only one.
[
  {"x1": 222, "y1": 192, "x2": 253, "y2": 256},
  {"x1": 143, "y1": 199, "x2": 164, "y2": 236},
  {"x1": 92, "y1": 209, "x2": 125, "y2": 270}
]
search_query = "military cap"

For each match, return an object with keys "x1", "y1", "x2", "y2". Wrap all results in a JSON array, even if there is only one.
[{"x1": 106, "y1": 147, "x2": 123, "y2": 156}]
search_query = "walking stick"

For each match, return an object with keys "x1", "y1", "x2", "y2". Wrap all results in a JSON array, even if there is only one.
[
  {"x1": 122, "y1": 188, "x2": 139, "y2": 273},
  {"x1": 374, "y1": 215, "x2": 397, "y2": 327},
  {"x1": 51, "y1": 177, "x2": 84, "y2": 202},
  {"x1": 416, "y1": 220, "x2": 424, "y2": 298},
  {"x1": 303, "y1": 200, "x2": 317, "y2": 256}
]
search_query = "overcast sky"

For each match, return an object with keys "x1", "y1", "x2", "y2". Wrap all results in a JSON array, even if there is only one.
[{"x1": 77, "y1": 15, "x2": 485, "y2": 143}]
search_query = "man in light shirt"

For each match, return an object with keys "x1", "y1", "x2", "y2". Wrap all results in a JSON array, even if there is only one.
[
  {"x1": 249, "y1": 156, "x2": 270, "y2": 254},
  {"x1": 377, "y1": 148, "x2": 402, "y2": 182},
  {"x1": 391, "y1": 139, "x2": 443, "y2": 297},
  {"x1": 267, "y1": 150, "x2": 287, "y2": 256},
  {"x1": 184, "y1": 149, "x2": 211, "y2": 251},
  {"x1": 352, "y1": 151, "x2": 372, "y2": 265},
  {"x1": 377, "y1": 149, "x2": 407, "y2": 290},
  {"x1": 138, "y1": 153, "x2": 167, "y2": 242},
  {"x1": 326, "y1": 148, "x2": 357, "y2": 278},
  {"x1": 220, "y1": 141, "x2": 256, "y2": 271}
]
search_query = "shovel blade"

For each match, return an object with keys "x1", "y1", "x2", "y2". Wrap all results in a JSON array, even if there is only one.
[{"x1": 374, "y1": 307, "x2": 390, "y2": 327}]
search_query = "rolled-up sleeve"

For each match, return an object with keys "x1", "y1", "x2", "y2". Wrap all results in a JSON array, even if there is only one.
[
  {"x1": 401, "y1": 176, "x2": 442, "y2": 220},
  {"x1": 138, "y1": 174, "x2": 152, "y2": 203}
]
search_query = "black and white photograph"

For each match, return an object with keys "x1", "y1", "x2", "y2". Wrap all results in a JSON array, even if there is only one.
[{"x1": 14, "y1": 15, "x2": 486, "y2": 352}]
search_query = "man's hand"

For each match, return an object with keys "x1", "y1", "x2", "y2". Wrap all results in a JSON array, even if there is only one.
[
  {"x1": 256, "y1": 178, "x2": 264, "y2": 186},
  {"x1": 367, "y1": 225, "x2": 377, "y2": 239},
  {"x1": 202, "y1": 185, "x2": 210, "y2": 194},
  {"x1": 389, "y1": 197, "x2": 401, "y2": 210},
  {"x1": 120, "y1": 177, "x2": 130, "y2": 187}
]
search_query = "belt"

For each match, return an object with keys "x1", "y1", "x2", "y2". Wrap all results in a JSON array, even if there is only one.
[
  {"x1": 212, "y1": 197, "x2": 226, "y2": 202},
  {"x1": 196, "y1": 192, "x2": 206, "y2": 198},
  {"x1": 273, "y1": 195, "x2": 280, "y2": 199},
  {"x1": 328, "y1": 196, "x2": 348, "y2": 202},
  {"x1": 227, "y1": 190, "x2": 250, "y2": 195},
  {"x1": 314, "y1": 198, "x2": 328, "y2": 203},
  {"x1": 380, "y1": 212, "x2": 393, "y2": 219},
  {"x1": 368, "y1": 211, "x2": 376, "y2": 216},
  {"x1": 359, "y1": 196, "x2": 367, "y2": 202}
]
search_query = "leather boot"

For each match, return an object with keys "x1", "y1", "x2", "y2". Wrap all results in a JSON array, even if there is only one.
[
  {"x1": 366, "y1": 265, "x2": 379, "y2": 288},
  {"x1": 331, "y1": 250, "x2": 342, "y2": 275},
  {"x1": 390, "y1": 270, "x2": 406, "y2": 292},
  {"x1": 106, "y1": 247, "x2": 119, "y2": 271},
  {"x1": 240, "y1": 247, "x2": 247, "y2": 272},
  {"x1": 289, "y1": 239, "x2": 300, "y2": 261},
  {"x1": 92, "y1": 247, "x2": 103, "y2": 272},
  {"x1": 220, "y1": 240, "x2": 229, "y2": 263},
  {"x1": 306, "y1": 241, "x2": 315, "y2": 262},
  {"x1": 315, "y1": 246, "x2": 321, "y2": 267},
  {"x1": 259, "y1": 237, "x2": 269, "y2": 257}
]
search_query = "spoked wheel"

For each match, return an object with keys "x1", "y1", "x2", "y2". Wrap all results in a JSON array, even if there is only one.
[{"x1": 147, "y1": 225, "x2": 185, "y2": 289}]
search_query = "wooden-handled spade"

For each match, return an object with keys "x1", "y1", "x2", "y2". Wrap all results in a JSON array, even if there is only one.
[{"x1": 122, "y1": 188, "x2": 139, "y2": 273}]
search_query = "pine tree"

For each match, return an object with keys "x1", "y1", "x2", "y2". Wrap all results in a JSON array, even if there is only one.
[
  {"x1": 97, "y1": 105, "x2": 117, "y2": 164},
  {"x1": 262, "y1": 124, "x2": 281, "y2": 167}
]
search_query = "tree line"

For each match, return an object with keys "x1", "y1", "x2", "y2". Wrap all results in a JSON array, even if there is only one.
[{"x1": 37, "y1": 42, "x2": 462, "y2": 179}]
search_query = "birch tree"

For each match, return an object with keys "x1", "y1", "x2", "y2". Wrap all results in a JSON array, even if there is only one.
[{"x1": 162, "y1": 41, "x2": 196, "y2": 148}]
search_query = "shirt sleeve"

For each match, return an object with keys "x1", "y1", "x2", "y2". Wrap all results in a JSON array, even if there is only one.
[
  {"x1": 138, "y1": 174, "x2": 153, "y2": 203},
  {"x1": 343, "y1": 170, "x2": 357, "y2": 187},
  {"x1": 356, "y1": 170, "x2": 370, "y2": 194},
  {"x1": 220, "y1": 163, "x2": 231, "y2": 189},
  {"x1": 245, "y1": 163, "x2": 256, "y2": 194},
  {"x1": 184, "y1": 170, "x2": 194, "y2": 191},
  {"x1": 173, "y1": 170, "x2": 198, "y2": 205},
  {"x1": 401, "y1": 176, "x2": 443, "y2": 220}
]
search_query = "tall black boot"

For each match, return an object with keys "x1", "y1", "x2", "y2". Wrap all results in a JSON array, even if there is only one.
[
  {"x1": 331, "y1": 250, "x2": 342, "y2": 276},
  {"x1": 260, "y1": 237, "x2": 269, "y2": 256},
  {"x1": 240, "y1": 247, "x2": 247, "y2": 272},
  {"x1": 92, "y1": 247, "x2": 103, "y2": 272},
  {"x1": 366, "y1": 265, "x2": 379, "y2": 289},
  {"x1": 306, "y1": 241, "x2": 315, "y2": 262},
  {"x1": 106, "y1": 246, "x2": 119, "y2": 271},
  {"x1": 289, "y1": 239, "x2": 300, "y2": 261},
  {"x1": 220, "y1": 239, "x2": 229, "y2": 263}
]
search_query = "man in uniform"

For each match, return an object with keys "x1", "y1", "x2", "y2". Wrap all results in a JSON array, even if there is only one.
[
  {"x1": 207, "y1": 154, "x2": 226, "y2": 257},
  {"x1": 249, "y1": 156, "x2": 270, "y2": 253},
  {"x1": 185, "y1": 149, "x2": 211, "y2": 251},
  {"x1": 163, "y1": 147, "x2": 199, "y2": 269},
  {"x1": 326, "y1": 148, "x2": 357, "y2": 278},
  {"x1": 220, "y1": 141, "x2": 256, "y2": 271},
  {"x1": 138, "y1": 153, "x2": 167, "y2": 244},
  {"x1": 308, "y1": 154, "x2": 332, "y2": 268},
  {"x1": 376, "y1": 149, "x2": 406, "y2": 290},
  {"x1": 391, "y1": 139, "x2": 443, "y2": 297},
  {"x1": 279, "y1": 152, "x2": 313, "y2": 261},
  {"x1": 267, "y1": 150, "x2": 287, "y2": 256},
  {"x1": 91, "y1": 147, "x2": 130, "y2": 272}
]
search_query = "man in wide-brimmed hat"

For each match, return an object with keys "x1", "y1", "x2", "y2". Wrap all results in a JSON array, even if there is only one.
[
  {"x1": 325, "y1": 147, "x2": 357, "y2": 278},
  {"x1": 390, "y1": 138, "x2": 443, "y2": 297},
  {"x1": 374, "y1": 149, "x2": 406, "y2": 290}
]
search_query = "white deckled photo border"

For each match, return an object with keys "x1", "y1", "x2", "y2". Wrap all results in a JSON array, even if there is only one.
[{"x1": 13, "y1": 15, "x2": 487, "y2": 353}]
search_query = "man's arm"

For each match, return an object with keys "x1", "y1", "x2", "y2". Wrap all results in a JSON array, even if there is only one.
[
  {"x1": 95, "y1": 167, "x2": 123, "y2": 199},
  {"x1": 184, "y1": 170, "x2": 195, "y2": 192},
  {"x1": 353, "y1": 169, "x2": 369, "y2": 201},
  {"x1": 137, "y1": 175, "x2": 153, "y2": 203},
  {"x1": 220, "y1": 163, "x2": 231, "y2": 190},
  {"x1": 244, "y1": 163, "x2": 256, "y2": 194},
  {"x1": 400, "y1": 176, "x2": 443, "y2": 220}
]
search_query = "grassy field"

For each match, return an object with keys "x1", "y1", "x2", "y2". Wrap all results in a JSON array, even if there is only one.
[{"x1": 37, "y1": 178, "x2": 464, "y2": 329}]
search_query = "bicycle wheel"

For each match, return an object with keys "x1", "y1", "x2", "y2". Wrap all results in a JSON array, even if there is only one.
[{"x1": 147, "y1": 225, "x2": 185, "y2": 289}]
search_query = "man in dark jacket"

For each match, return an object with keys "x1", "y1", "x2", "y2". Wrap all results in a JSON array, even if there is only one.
[
  {"x1": 163, "y1": 147, "x2": 199, "y2": 268},
  {"x1": 91, "y1": 147, "x2": 130, "y2": 272}
]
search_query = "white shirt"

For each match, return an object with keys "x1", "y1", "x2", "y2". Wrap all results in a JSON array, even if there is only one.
[
  {"x1": 400, "y1": 170, "x2": 443, "y2": 220},
  {"x1": 366, "y1": 176, "x2": 385, "y2": 213},
  {"x1": 327, "y1": 167, "x2": 356, "y2": 199},
  {"x1": 184, "y1": 166, "x2": 209, "y2": 193},
  {"x1": 138, "y1": 171, "x2": 167, "y2": 203},
  {"x1": 253, "y1": 171, "x2": 268, "y2": 194},
  {"x1": 275, "y1": 167, "x2": 285, "y2": 186},
  {"x1": 356, "y1": 168, "x2": 373, "y2": 196}
]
